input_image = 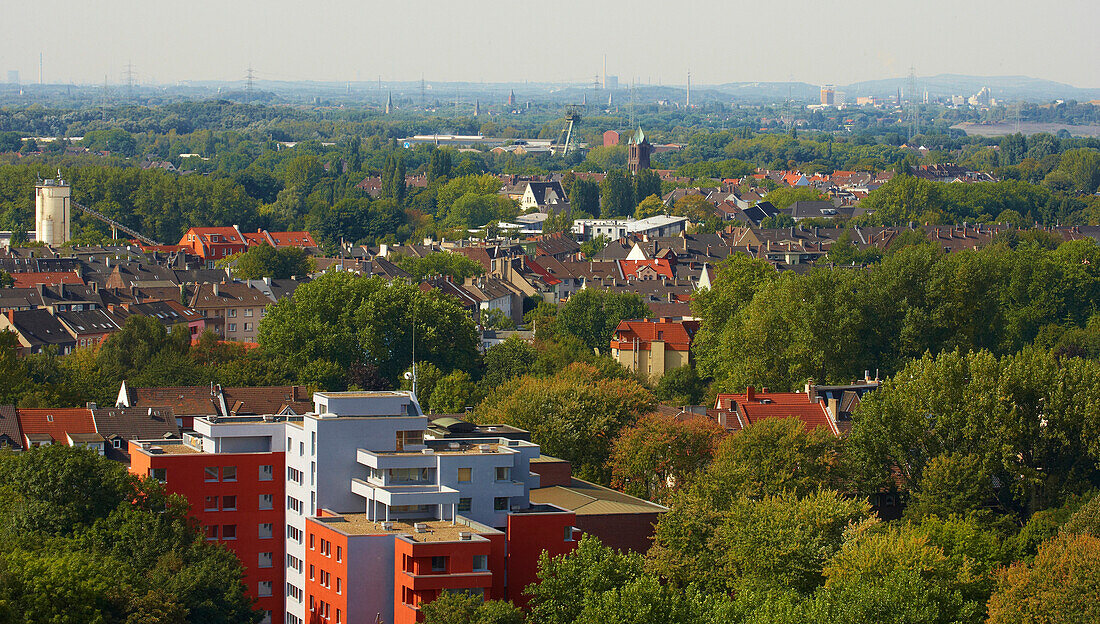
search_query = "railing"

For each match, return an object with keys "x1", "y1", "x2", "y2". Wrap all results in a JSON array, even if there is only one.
[{"x1": 72, "y1": 201, "x2": 162, "y2": 246}]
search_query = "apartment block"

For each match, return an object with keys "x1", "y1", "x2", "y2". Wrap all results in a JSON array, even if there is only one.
[{"x1": 131, "y1": 391, "x2": 579, "y2": 624}]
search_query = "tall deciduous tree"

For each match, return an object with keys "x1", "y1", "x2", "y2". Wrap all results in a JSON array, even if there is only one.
[
  {"x1": 610, "y1": 411, "x2": 724, "y2": 503},
  {"x1": 555, "y1": 289, "x2": 649, "y2": 353},
  {"x1": 600, "y1": 170, "x2": 635, "y2": 218}
]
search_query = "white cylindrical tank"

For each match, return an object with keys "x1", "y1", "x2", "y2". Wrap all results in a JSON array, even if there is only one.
[{"x1": 35, "y1": 175, "x2": 71, "y2": 246}]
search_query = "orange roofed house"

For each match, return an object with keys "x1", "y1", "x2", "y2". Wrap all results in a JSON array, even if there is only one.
[
  {"x1": 712, "y1": 378, "x2": 881, "y2": 437},
  {"x1": 179, "y1": 227, "x2": 318, "y2": 269},
  {"x1": 610, "y1": 318, "x2": 698, "y2": 381}
]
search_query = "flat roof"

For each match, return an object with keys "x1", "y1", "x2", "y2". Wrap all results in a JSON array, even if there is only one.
[
  {"x1": 530, "y1": 478, "x2": 669, "y2": 516},
  {"x1": 314, "y1": 514, "x2": 501, "y2": 542},
  {"x1": 314, "y1": 391, "x2": 411, "y2": 398}
]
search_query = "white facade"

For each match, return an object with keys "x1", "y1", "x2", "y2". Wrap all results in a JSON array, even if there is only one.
[
  {"x1": 35, "y1": 176, "x2": 71, "y2": 245},
  {"x1": 572, "y1": 218, "x2": 633, "y2": 242}
]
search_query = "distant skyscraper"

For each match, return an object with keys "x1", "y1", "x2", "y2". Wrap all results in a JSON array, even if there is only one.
[
  {"x1": 508, "y1": 89, "x2": 515, "y2": 108},
  {"x1": 820, "y1": 85, "x2": 836, "y2": 106},
  {"x1": 6, "y1": 70, "x2": 18, "y2": 85}
]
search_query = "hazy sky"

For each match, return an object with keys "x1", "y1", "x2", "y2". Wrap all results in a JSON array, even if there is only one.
[{"x1": 3, "y1": 0, "x2": 1098, "y2": 88}]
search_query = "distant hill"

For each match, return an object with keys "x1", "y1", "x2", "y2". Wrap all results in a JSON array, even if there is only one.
[
  {"x1": 713, "y1": 82, "x2": 821, "y2": 102},
  {"x1": 841, "y1": 74, "x2": 1100, "y2": 103}
]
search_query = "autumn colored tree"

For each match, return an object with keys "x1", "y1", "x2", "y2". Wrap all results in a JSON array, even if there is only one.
[
  {"x1": 986, "y1": 533, "x2": 1100, "y2": 623},
  {"x1": 610, "y1": 411, "x2": 724, "y2": 503}
]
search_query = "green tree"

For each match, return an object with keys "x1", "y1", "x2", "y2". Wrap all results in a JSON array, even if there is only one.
[
  {"x1": 633, "y1": 194, "x2": 665, "y2": 220},
  {"x1": 633, "y1": 169, "x2": 662, "y2": 204},
  {"x1": 258, "y1": 272, "x2": 479, "y2": 386},
  {"x1": 477, "y1": 363, "x2": 656, "y2": 482},
  {"x1": 556, "y1": 289, "x2": 649, "y2": 352},
  {"x1": 762, "y1": 186, "x2": 829, "y2": 210},
  {"x1": 421, "y1": 592, "x2": 523, "y2": 624},
  {"x1": 429, "y1": 370, "x2": 482, "y2": 414},
  {"x1": 653, "y1": 365, "x2": 707, "y2": 405},
  {"x1": 482, "y1": 336, "x2": 537, "y2": 389},
  {"x1": 224, "y1": 243, "x2": 312, "y2": 279},
  {"x1": 527, "y1": 535, "x2": 645, "y2": 624},
  {"x1": 600, "y1": 170, "x2": 635, "y2": 218},
  {"x1": 570, "y1": 178, "x2": 600, "y2": 217},
  {"x1": 574, "y1": 575, "x2": 719, "y2": 624},
  {"x1": 392, "y1": 251, "x2": 486, "y2": 280}
]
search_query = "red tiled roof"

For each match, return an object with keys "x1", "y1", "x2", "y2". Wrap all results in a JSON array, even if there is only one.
[
  {"x1": 16, "y1": 408, "x2": 96, "y2": 444},
  {"x1": 617, "y1": 259, "x2": 673, "y2": 281},
  {"x1": 266, "y1": 231, "x2": 317, "y2": 247},
  {"x1": 610, "y1": 318, "x2": 697, "y2": 351},
  {"x1": 712, "y1": 388, "x2": 839, "y2": 436},
  {"x1": 10, "y1": 272, "x2": 84, "y2": 288}
]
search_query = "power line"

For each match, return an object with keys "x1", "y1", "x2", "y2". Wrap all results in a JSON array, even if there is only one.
[
  {"x1": 123, "y1": 61, "x2": 136, "y2": 99},
  {"x1": 246, "y1": 65, "x2": 256, "y2": 101}
]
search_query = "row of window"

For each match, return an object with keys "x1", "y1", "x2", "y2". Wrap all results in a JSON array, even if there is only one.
[
  {"x1": 308, "y1": 566, "x2": 340, "y2": 593},
  {"x1": 403, "y1": 554, "x2": 488, "y2": 574},
  {"x1": 226, "y1": 322, "x2": 254, "y2": 333},
  {"x1": 309, "y1": 534, "x2": 340, "y2": 560},
  {"x1": 309, "y1": 597, "x2": 340, "y2": 623}
]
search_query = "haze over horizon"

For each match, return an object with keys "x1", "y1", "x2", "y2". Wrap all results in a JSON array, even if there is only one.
[{"x1": 3, "y1": 0, "x2": 1098, "y2": 89}]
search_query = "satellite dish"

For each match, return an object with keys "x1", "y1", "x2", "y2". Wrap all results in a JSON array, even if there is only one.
[{"x1": 403, "y1": 371, "x2": 414, "y2": 381}]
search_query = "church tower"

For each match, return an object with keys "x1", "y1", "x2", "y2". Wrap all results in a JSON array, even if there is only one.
[{"x1": 627, "y1": 128, "x2": 652, "y2": 175}]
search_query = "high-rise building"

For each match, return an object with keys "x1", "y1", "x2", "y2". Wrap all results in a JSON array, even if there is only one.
[
  {"x1": 820, "y1": 85, "x2": 836, "y2": 106},
  {"x1": 131, "y1": 391, "x2": 581, "y2": 624}
]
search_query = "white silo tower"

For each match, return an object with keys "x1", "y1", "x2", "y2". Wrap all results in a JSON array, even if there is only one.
[{"x1": 35, "y1": 170, "x2": 71, "y2": 246}]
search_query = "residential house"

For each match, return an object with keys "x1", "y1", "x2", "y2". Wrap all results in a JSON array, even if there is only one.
[
  {"x1": 609, "y1": 318, "x2": 698, "y2": 381},
  {"x1": 188, "y1": 282, "x2": 273, "y2": 342},
  {"x1": 0, "y1": 309, "x2": 78, "y2": 355}
]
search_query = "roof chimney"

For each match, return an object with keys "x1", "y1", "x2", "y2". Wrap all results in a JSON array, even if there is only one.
[
  {"x1": 746, "y1": 386, "x2": 755, "y2": 402},
  {"x1": 212, "y1": 282, "x2": 219, "y2": 297}
]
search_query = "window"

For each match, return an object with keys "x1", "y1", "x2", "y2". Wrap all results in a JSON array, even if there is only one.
[
  {"x1": 288, "y1": 467, "x2": 302, "y2": 484},
  {"x1": 336, "y1": 609, "x2": 341, "y2": 624},
  {"x1": 112, "y1": 438, "x2": 123, "y2": 449},
  {"x1": 205, "y1": 525, "x2": 218, "y2": 540},
  {"x1": 228, "y1": 309, "x2": 237, "y2": 318},
  {"x1": 204, "y1": 466, "x2": 219, "y2": 481},
  {"x1": 261, "y1": 610, "x2": 272, "y2": 624},
  {"x1": 258, "y1": 552, "x2": 273, "y2": 568},
  {"x1": 204, "y1": 496, "x2": 219, "y2": 511},
  {"x1": 458, "y1": 498, "x2": 472, "y2": 512},
  {"x1": 473, "y1": 555, "x2": 488, "y2": 571},
  {"x1": 495, "y1": 467, "x2": 511, "y2": 481},
  {"x1": 245, "y1": 308, "x2": 253, "y2": 317},
  {"x1": 222, "y1": 495, "x2": 237, "y2": 510},
  {"x1": 564, "y1": 525, "x2": 575, "y2": 541},
  {"x1": 288, "y1": 525, "x2": 302, "y2": 543},
  {"x1": 494, "y1": 497, "x2": 508, "y2": 511},
  {"x1": 309, "y1": 564, "x2": 315, "y2": 581},
  {"x1": 244, "y1": 322, "x2": 252, "y2": 331},
  {"x1": 259, "y1": 465, "x2": 273, "y2": 481},
  {"x1": 336, "y1": 577, "x2": 341, "y2": 594},
  {"x1": 228, "y1": 323, "x2": 236, "y2": 332},
  {"x1": 259, "y1": 494, "x2": 273, "y2": 510},
  {"x1": 222, "y1": 466, "x2": 237, "y2": 482},
  {"x1": 222, "y1": 524, "x2": 237, "y2": 540},
  {"x1": 258, "y1": 581, "x2": 272, "y2": 597},
  {"x1": 258, "y1": 523, "x2": 273, "y2": 539},
  {"x1": 309, "y1": 533, "x2": 315, "y2": 550},
  {"x1": 431, "y1": 556, "x2": 447, "y2": 572},
  {"x1": 311, "y1": 461, "x2": 315, "y2": 486},
  {"x1": 457, "y1": 468, "x2": 472, "y2": 482},
  {"x1": 287, "y1": 553, "x2": 302, "y2": 572},
  {"x1": 150, "y1": 468, "x2": 167, "y2": 482},
  {"x1": 389, "y1": 467, "x2": 429, "y2": 482},
  {"x1": 300, "y1": 441, "x2": 305, "y2": 456},
  {"x1": 336, "y1": 545, "x2": 342, "y2": 562}
]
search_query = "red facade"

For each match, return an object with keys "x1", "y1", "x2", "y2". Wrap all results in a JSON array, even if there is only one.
[{"x1": 130, "y1": 444, "x2": 286, "y2": 623}]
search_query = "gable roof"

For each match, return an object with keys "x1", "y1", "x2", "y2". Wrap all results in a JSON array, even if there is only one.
[
  {"x1": 120, "y1": 384, "x2": 313, "y2": 418},
  {"x1": 0, "y1": 405, "x2": 22, "y2": 450},
  {"x1": 611, "y1": 318, "x2": 698, "y2": 351},
  {"x1": 10, "y1": 272, "x2": 84, "y2": 288},
  {"x1": 90, "y1": 407, "x2": 180, "y2": 462},
  {"x1": 16, "y1": 408, "x2": 97, "y2": 445},
  {"x1": 713, "y1": 388, "x2": 839, "y2": 436}
]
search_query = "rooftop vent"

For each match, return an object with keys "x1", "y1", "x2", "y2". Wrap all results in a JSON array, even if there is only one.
[
  {"x1": 448, "y1": 442, "x2": 460, "y2": 449},
  {"x1": 459, "y1": 532, "x2": 473, "y2": 541},
  {"x1": 413, "y1": 522, "x2": 429, "y2": 533},
  {"x1": 381, "y1": 521, "x2": 393, "y2": 531},
  {"x1": 421, "y1": 448, "x2": 435, "y2": 455},
  {"x1": 478, "y1": 444, "x2": 493, "y2": 453}
]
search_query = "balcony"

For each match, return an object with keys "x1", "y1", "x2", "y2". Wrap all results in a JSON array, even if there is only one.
[{"x1": 351, "y1": 479, "x2": 460, "y2": 508}]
